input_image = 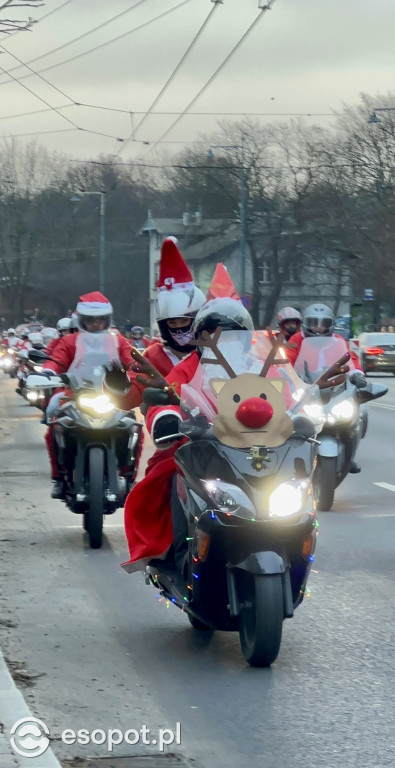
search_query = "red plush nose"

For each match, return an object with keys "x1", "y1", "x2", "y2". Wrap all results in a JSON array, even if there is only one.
[{"x1": 235, "y1": 397, "x2": 273, "y2": 428}]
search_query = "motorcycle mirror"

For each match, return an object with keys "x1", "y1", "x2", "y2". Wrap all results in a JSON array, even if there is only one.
[
  {"x1": 357, "y1": 382, "x2": 388, "y2": 403},
  {"x1": 291, "y1": 415, "x2": 317, "y2": 440},
  {"x1": 28, "y1": 349, "x2": 50, "y2": 363},
  {"x1": 143, "y1": 387, "x2": 171, "y2": 406}
]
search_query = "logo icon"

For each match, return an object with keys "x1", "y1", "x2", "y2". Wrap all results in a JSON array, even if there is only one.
[{"x1": 10, "y1": 717, "x2": 50, "y2": 758}]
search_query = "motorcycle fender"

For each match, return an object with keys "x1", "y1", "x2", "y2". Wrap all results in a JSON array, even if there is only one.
[
  {"x1": 317, "y1": 436, "x2": 339, "y2": 458},
  {"x1": 229, "y1": 555, "x2": 293, "y2": 618},
  {"x1": 233, "y1": 551, "x2": 286, "y2": 575}
]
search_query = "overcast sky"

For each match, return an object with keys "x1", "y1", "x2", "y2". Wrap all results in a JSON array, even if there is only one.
[{"x1": 0, "y1": 0, "x2": 394, "y2": 161}]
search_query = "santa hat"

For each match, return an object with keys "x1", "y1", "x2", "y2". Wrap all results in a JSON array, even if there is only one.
[
  {"x1": 157, "y1": 237, "x2": 194, "y2": 292},
  {"x1": 206, "y1": 263, "x2": 240, "y2": 301},
  {"x1": 76, "y1": 291, "x2": 113, "y2": 316}
]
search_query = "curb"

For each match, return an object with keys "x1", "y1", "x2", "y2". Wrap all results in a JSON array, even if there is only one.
[{"x1": 0, "y1": 649, "x2": 63, "y2": 768}]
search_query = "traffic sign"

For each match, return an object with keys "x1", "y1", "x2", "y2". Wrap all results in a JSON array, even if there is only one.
[{"x1": 364, "y1": 289, "x2": 374, "y2": 300}]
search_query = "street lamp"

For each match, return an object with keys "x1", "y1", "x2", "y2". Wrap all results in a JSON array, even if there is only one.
[
  {"x1": 71, "y1": 189, "x2": 106, "y2": 294},
  {"x1": 207, "y1": 137, "x2": 247, "y2": 296}
]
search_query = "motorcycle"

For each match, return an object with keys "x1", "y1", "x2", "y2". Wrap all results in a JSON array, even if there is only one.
[
  {"x1": 293, "y1": 336, "x2": 388, "y2": 511},
  {"x1": 16, "y1": 349, "x2": 50, "y2": 409},
  {"x1": 125, "y1": 329, "x2": 333, "y2": 667},
  {"x1": 2, "y1": 346, "x2": 19, "y2": 377},
  {"x1": 27, "y1": 334, "x2": 143, "y2": 549}
]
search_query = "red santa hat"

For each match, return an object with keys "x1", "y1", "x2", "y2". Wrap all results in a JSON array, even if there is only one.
[
  {"x1": 206, "y1": 263, "x2": 241, "y2": 301},
  {"x1": 76, "y1": 291, "x2": 113, "y2": 316},
  {"x1": 157, "y1": 237, "x2": 194, "y2": 292}
]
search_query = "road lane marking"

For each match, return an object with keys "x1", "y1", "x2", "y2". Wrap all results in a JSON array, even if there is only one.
[
  {"x1": 361, "y1": 513, "x2": 395, "y2": 518},
  {"x1": 368, "y1": 402, "x2": 395, "y2": 410},
  {"x1": 373, "y1": 482, "x2": 395, "y2": 492}
]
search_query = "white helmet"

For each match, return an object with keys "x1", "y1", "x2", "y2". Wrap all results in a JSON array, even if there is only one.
[
  {"x1": 56, "y1": 317, "x2": 72, "y2": 334},
  {"x1": 7, "y1": 327, "x2": 15, "y2": 336}
]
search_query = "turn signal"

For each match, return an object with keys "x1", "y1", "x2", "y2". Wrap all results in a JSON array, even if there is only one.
[
  {"x1": 302, "y1": 533, "x2": 315, "y2": 559},
  {"x1": 196, "y1": 530, "x2": 211, "y2": 562}
]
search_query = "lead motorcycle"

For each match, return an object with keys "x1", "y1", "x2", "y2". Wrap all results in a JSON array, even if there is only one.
[
  {"x1": 124, "y1": 330, "x2": 345, "y2": 667},
  {"x1": 293, "y1": 335, "x2": 387, "y2": 511},
  {"x1": 27, "y1": 332, "x2": 143, "y2": 548}
]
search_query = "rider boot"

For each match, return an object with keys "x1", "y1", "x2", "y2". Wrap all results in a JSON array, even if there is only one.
[
  {"x1": 349, "y1": 461, "x2": 361, "y2": 474},
  {"x1": 51, "y1": 479, "x2": 64, "y2": 499}
]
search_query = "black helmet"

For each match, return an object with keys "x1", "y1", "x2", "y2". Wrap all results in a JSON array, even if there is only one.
[
  {"x1": 302, "y1": 303, "x2": 334, "y2": 337},
  {"x1": 194, "y1": 298, "x2": 254, "y2": 336}
]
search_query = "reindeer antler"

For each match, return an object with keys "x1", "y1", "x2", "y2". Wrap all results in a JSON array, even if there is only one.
[
  {"x1": 197, "y1": 328, "x2": 237, "y2": 378},
  {"x1": 260, "y1": 329, "x2": 288, "y2": 377}
]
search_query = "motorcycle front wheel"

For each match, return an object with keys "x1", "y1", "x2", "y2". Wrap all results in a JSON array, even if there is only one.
[
  {"x1": 238, "y1": 573, "x2": 283, "y2": 667},
  {"x1": 86, "y1": 447, "x2": 105, "y2": 549},
  {"x1": 314, "y1": 455, "x2": 336, "y2": 511}
]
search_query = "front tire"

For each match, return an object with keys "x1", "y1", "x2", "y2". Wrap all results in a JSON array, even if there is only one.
[
  {"x1": 238, "y1": 573, "x2": 283, "y2": 667},
  {"x1": 314, "y1": 455, "x2": 336, "y2": 511},
  {"x1": 86, "y1": 448, "x2": 105, "y2": 549},
  {"x1": 187, "y1": 614, "x2": 213, "y2": 631}
]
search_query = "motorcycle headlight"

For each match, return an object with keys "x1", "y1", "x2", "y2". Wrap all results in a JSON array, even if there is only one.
[
  {"x1": 329, "y1": 399, "x2": 355, "y2": 422},
  {"x1": 203, "y1": 480, "x2": 255, "y2": 519},
  {"x1": 269, "y1": 481, "x2": 310, "y2": 519},
  {"x1": 303, "y1": 403, "x2": 324, "y2": 420},
  {"x1": 78, "y1": 394, "x2": 115, "y2": 415},
  {"x1": 26, "y1": 391, "x2": 38, "y2": 402},
  {"x1": 3, "y1": 358, "x2": 12, "y2": 368}
]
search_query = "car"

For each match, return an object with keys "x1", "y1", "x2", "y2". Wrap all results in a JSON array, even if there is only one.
[{"x1": 358, "y1": 332, "x2": 395, "y2": 374}]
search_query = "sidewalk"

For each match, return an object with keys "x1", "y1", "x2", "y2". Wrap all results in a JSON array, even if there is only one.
[{"x1": 0, "y1": 649, "x2": 63, "y2": 768}]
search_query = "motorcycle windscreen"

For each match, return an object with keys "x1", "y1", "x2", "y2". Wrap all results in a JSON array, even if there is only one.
[
  {"x1": 181, "y1": 329, "x2": 309, "y2": 449},
  {"x1": 66, "y1": 331, "x2": 121, "y2": 390},
  {"x1": 293, "y1": 335, "x2": 355, "y2": 382}
]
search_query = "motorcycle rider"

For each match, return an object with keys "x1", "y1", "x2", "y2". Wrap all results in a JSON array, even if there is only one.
[
  {"x1": 4, "y1": 328, "x2": 17, "y2": 348},
  {"x1": 123, "y1": 297, "x2": 255, "y2": 574},
  {"x1": 46, "y1": 317, "x2": 72, "y2": 357},
  {"x1": 129, "y1": 326, "x2": 148, "y2": 351},
  {"x1": 277, "y1": 306, "x2": 302, "y2": 342},
  {"x1": 285, "y1": 303, "x2": 365, "y2": 473},
  {"x1": 42, "y1": 291, "x2": 135, "y2": 499},
  {"x1": 104, "y1": 237, "x2": 206, "y2": 411},
  {"x1": 16, "y1": 332, "x2": 45, "y2": 394}
]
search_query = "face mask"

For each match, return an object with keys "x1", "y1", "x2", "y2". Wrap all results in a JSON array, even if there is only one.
[{"x1": 168, "y1": 326, "x2": 194, "y2": 347}]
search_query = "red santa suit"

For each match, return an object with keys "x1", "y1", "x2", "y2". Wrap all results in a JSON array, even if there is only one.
[{"x1": 123, "y1": 351, "x2": 199, "y2": 571}]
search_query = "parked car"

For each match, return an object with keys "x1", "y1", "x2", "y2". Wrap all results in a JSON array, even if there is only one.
[{"x1": 358, "y1": 332, "x2": 395, "y2": 374}]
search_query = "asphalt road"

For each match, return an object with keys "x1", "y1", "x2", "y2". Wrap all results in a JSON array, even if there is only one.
[{"x1": 0, "y1": 372, "x2": 394, "y2": 768}]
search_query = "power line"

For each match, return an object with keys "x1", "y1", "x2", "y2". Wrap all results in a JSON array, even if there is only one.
[
  {"x1": 0, "y1": 103, "x2": 336, "y2": 123},
  {"x1": 143, "y1": 0, "x2": 278, "y2": 157},
  {"x1": 0, "y1": 0, "x2": 194, "y2": 87},
  {"x1": 119, "y1": 0, "x2": 222, "y2": 153}
]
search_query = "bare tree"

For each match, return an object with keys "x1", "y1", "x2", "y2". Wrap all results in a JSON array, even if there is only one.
[{"x1": 0, "y1": 0, "x2": 43, "y2": 34}]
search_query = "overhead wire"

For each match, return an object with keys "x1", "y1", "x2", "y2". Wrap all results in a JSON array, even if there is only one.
[
  {"x1": 0, "y1": 0, "x2": 195, "y2": 87},
  {"x1": 0, "y1": 0, "x2": 77, "y2": 42},
  {"x1": 118, "y1": 0, "x2": 222, "y2": 154},
  {"x1": 141, "y1": 0, "x2": 278, "y2": 158},
  {"x1": 0, "y1": 104, "x2": 336, "y2": 122}
]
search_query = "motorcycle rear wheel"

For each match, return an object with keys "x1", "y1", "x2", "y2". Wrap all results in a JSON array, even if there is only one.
[
  {"x1": 87, "y1": 448, "x2": 104, "y2": 549},
  {"x1": 238, "y1": 573, "x2": 283, "y2": 667},
  {"x1": 315, "y1": 455, "x2": 336, "y2": 511}
]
